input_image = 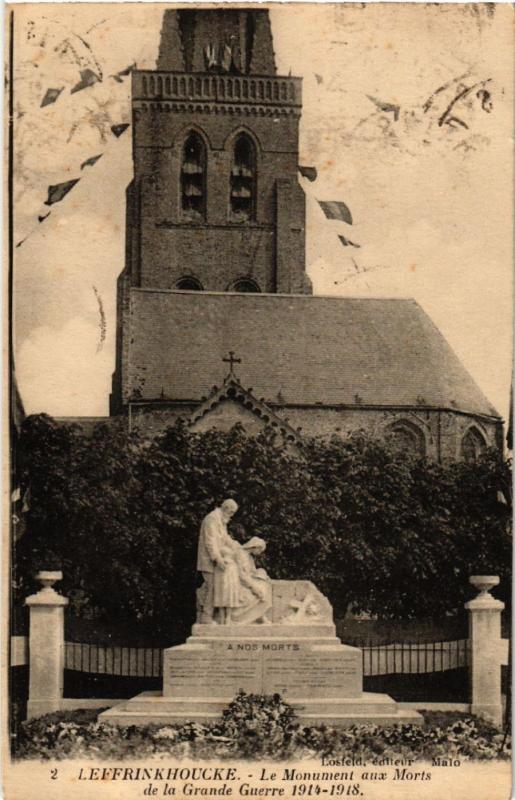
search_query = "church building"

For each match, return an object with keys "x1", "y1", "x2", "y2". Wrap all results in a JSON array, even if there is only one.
[{"x1": 109, "y1": 8, "x2": 502, "y2": 463}]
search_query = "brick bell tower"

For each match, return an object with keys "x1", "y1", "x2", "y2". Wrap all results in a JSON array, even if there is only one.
[
  {"x1": 125, "y1": 8, "x2": 310, "y2": 295},
  {"x1": 110, "y1": 8, "x2": 312, "y2": 415}
]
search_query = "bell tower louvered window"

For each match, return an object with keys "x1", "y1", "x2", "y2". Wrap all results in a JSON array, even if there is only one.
[
  {"x1": 230, "y1": 134, "x2": 256, "y2": 221},
  {"x1": 181, "y1": 133, "x2": 206, "y2": 219}
]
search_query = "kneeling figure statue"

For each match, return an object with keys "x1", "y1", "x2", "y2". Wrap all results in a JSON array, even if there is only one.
[{"x1": 196, "y1": 499, "x2": 272, "y2": 625}]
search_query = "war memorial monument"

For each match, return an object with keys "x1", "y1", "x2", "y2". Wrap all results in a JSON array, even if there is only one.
[{"x1": 101, "y1": 501, "x2": 422, "y2": 727}]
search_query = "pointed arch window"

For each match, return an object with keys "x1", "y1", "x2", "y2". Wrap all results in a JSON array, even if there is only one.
[
  {"x1": 461, "y1": 428, "x2": 486, "y2": 463},
  {"x1": 384, "y1": 421, "x2": 426, "y2": 458},
  {"x1": 230, "y1": 134, "x2": 256, "y2": 221},
  {"x1": 181, "y1": 133, "x2": 206, "y2": 220}
]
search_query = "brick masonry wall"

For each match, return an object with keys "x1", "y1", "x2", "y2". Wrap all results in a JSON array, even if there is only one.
[
  {"x1": 129, "y1": 404, "x2": 195, "y2": 436},
  {"x1": 110, "y1": 271, "x2": 132, "y2": 415},
  {"x1": 139, "y1": 225, "x2": 276, "y2": 292},
  {"x1": 133, "y1": 110, "x2": 300, "y2": 160},
  {"x1": 278, "y1": 406, "x2": 500, "y2": 462},
  {"x1": 131, "y1": 107, "x2": 306, "y2": 294},
  {"x1": 123, "y1": 401, "x2": 501, "y2": 463}
]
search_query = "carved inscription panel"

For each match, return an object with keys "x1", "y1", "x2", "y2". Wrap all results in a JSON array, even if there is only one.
[
  {"x1": 164, "y1": 644, "x2": 261, "y2": 697},
  {"x1": 164, "y1": 640, "x2": 361, "y2": 699},
  {"x1": 262, "y1": 647, "x2": 361, "y2": 698}
]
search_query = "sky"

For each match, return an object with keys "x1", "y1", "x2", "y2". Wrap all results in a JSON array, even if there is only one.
[{"x1": 12, "y1": 3, "x2": 513, "y2": 424}]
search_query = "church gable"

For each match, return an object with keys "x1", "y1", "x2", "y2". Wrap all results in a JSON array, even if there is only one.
[
  {"x1": 189, "y1": 398, "x2": 266, "y2": 436},
  {"x1": 188, "y1": 377, "x2": 300, "y2": 444}
]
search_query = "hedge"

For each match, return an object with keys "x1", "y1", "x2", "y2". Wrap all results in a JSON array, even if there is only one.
[{"x1": 13, "y1": 415, "x2": 511, "y2": 640}]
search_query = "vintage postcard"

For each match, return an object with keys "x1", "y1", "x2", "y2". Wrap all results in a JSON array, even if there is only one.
[{"x1": 4, "y1": 3, "x2": 513, "y2": 800}]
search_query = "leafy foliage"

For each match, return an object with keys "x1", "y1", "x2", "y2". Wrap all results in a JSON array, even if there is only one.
[
  {"x1": 213, "y1": 690, "x2": 298, "y2": 758},
  {"x1": 13, "y1": 696, "x2": 510, "y2": 761},
  {"x1": 14, "y1": 415, "x2": 511, "y2": 639}
]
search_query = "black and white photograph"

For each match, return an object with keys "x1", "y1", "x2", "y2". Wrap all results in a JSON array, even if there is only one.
[{"x1": 5, "y1": 3, "x2": 513, "y2": 799}]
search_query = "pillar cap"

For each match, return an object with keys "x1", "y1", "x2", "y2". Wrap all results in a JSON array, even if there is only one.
[
  {"x1": 470, "y1": 575, "x2": 499, "y2": 594},
  {"x1": 25, "y1": 570, "x2": 68, "y2": 606},
  {"x1": 465, "y1": 595, "x2": 504, "y2": 611},
  {"x1": 25, "y1": 587, "x2": 68, "y2": 607},
  {"x1": 466, "y1": 574, "x2": 504, "y2": 610}
]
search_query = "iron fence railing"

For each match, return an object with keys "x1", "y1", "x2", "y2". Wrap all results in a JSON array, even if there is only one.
[
  {"x1": 64, "y1": 643, "x2": 163, "y2": 677},
  {"x1": 355, "y1": 638, "x2": 470, "y2": 676},
  {"x1": 63, "y1": 638, "x2": 470, "y2": 678}
]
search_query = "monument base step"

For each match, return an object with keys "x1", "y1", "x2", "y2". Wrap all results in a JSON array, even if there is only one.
[
  {"x1": 190, "y1": 623, "x2": 337, "y2": 639},
  {"x1": 99, "y1": 691, "x2": 423, "y2": 728}
]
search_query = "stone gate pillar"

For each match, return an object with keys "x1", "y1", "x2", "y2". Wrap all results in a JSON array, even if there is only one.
[
  {"x1": 465, "y1": 575, "x2": 505, "y2": 727},
  {"x1": 25, "y1": 571, "x2": 68, "y2": 719}
]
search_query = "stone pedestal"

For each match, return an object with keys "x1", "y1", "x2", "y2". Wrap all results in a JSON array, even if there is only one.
[
  {"x1": 25, "y1": 571, "x2": 68, "y2": 719},
  {"x1": 101, "y1": 581, "x2": 422, "y2": 727},
  {"x1": 164, "y1": 623, "x2": 362, "y2": 699},
  {"x1": 465, "y1": 576, "x2": 505, "y2": 727}
]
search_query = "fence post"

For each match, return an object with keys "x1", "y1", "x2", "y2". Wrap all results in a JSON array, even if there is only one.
[
  {"x1": 25, "y1": 571, "x2": 68, "y2": 719},
  {"x1": 465, "y1": 575, "x2": 504, "y2": 727}
]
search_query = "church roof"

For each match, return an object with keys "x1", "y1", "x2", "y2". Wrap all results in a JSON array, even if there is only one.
[{"x1": 127, "y1": 289, "x2": 499, "y2": 419}]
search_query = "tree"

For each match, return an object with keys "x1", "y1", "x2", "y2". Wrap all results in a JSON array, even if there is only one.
[{"x1": 14, "y1": 415, "x2": 511, "y2": 641}]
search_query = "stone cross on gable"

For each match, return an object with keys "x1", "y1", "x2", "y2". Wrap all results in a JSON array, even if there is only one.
[{"x1": 223, "y1": 351, "x2": 242, "y2": 376}]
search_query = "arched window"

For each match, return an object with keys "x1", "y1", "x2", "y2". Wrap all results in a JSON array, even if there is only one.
[
  {"x1": 229, "y1": 278, "x2": 261, "y2": 293},
  {"x1": 181, "y1": 133, "x2": 206, "y2": 219},
  {"x1": 230, "y1": 134, "x2": 256, "y2": 221},
  {"x1": 176, "y1": 276, "x2": 203, "y2": 291},
  {"x1": 384, "y1": 421, "x2": 426, "y2": 458},
  {"x1": 461, "y1": 428, "x2": 486, "y2": 463}
]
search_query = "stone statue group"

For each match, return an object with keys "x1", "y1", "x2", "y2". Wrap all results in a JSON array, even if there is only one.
[{"x1": 197, "y1": 499, "x2": 273, "y2": 625}]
